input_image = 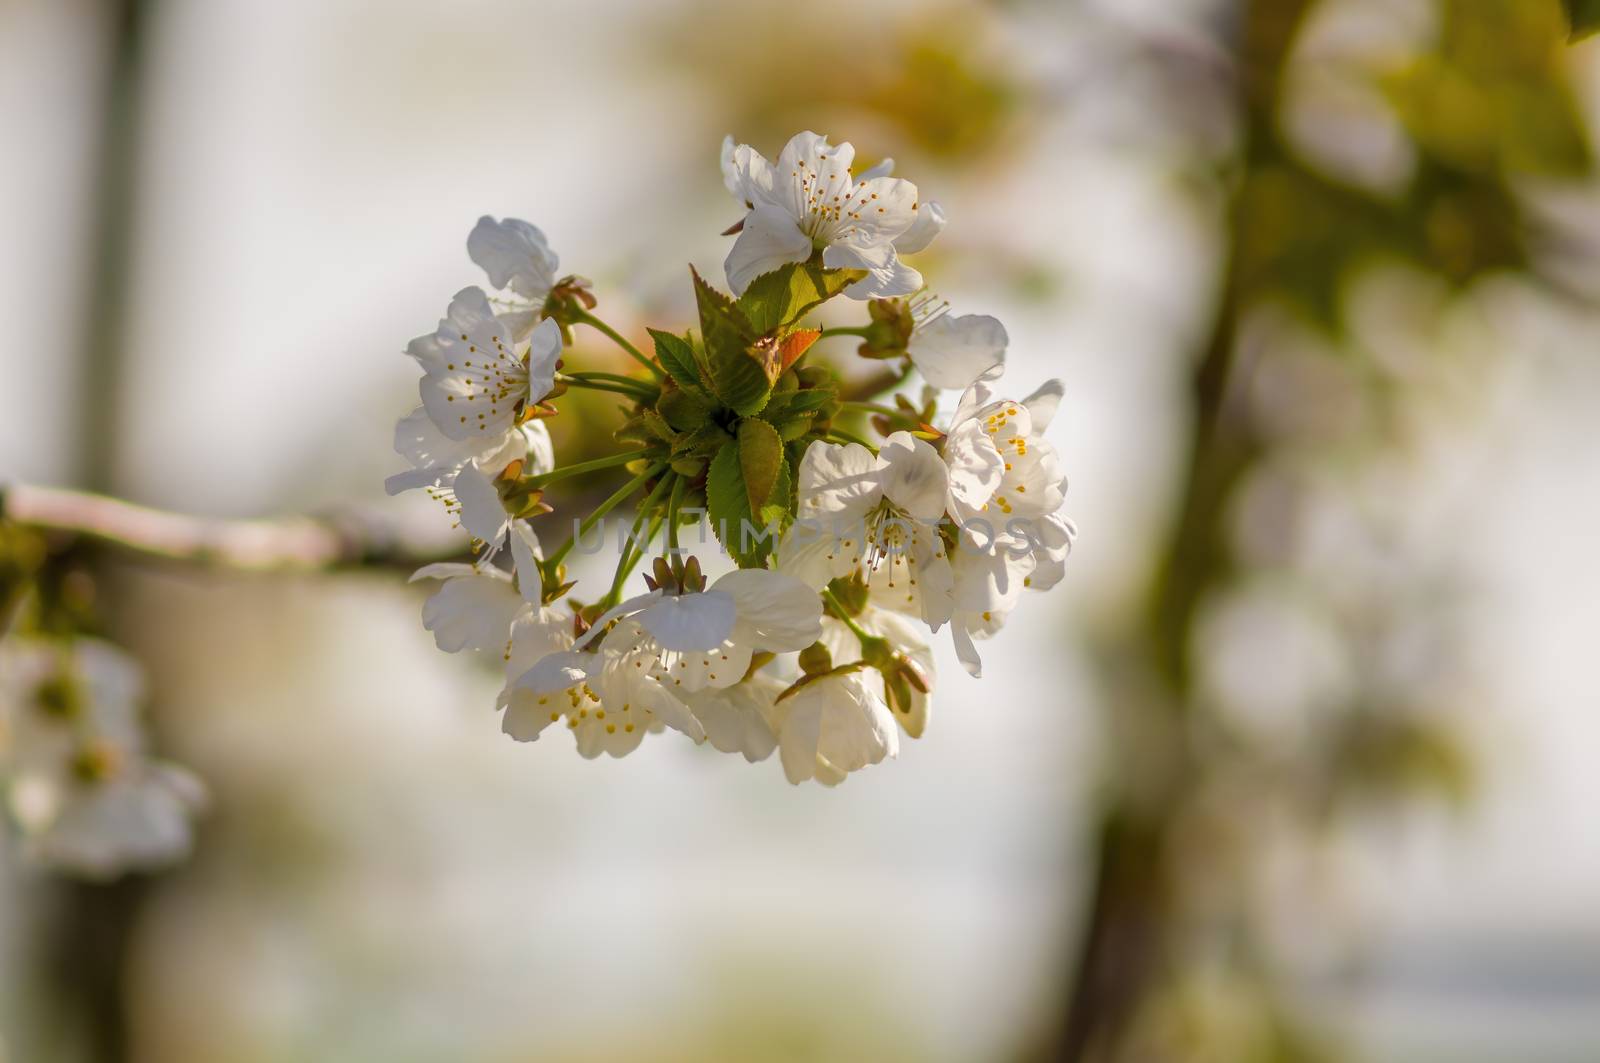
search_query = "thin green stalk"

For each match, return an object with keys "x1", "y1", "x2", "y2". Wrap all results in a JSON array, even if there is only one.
[
  {"x1": 558, "y1": 376, "x2": 656, "y2": 401},
  {"x1": 840, "y1": 401, "x2": 902, "y2": 418},
  {"x1": 605, "y1": 473, "x2": 674, "y2": 605},
  {"x1": 571, "y1": 309, "x2": 664, "y2": 379},
  {"x1": 666, "y1": 474, "x2": 688, "y2": 554},
  {"x1": 543, "y1": 463, "x2": 665, "y2": 572},
  {"x1": 822, "y1": 587, "x2": 877, "y2": 646},
  {"x1": 826, "y1": 428, "x2": 878, "y2": 451},
  {"x1": 817, "y1": 326, "x2": 870, "y2": 340},
  {"x1": 527, "y1": 449, "x2": 654, "y2": 489}
]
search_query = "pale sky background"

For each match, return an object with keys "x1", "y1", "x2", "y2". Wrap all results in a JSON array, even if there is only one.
[{"x1": 2, "y1": 0, "x2": 1598, "y2": 1060}]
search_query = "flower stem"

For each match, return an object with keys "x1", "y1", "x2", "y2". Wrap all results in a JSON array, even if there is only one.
[
  {"x1": 839, "y1": 401, "x2": 901, "y2": 418},
  {"x1": 821, "y1": 587, "x2": 874, "y2": 644},
  {"x1": 526, "y1": 449, "x2": 654, "y2": 489},
  {"x1": 543, "y1": 463, "x2": 665, "y2": 572},
  {"x1": 817, "y1": 326, "x2": 870, "y2": 340},
  {"x1": 570, "y1": 309, "x2": 664, "y2": 380},
  {"x1": 604, "y1": 473, "x2": 674, "y2": 606},
  {"x1": 825, "y1": 428, "x2": 878, "y2": 451},
  {"x1": 666, "y1": 474, "x2": 688, "y2": 554},
  {"x1": 558, "y1": 375, "x2": 656, "y2": 401}
]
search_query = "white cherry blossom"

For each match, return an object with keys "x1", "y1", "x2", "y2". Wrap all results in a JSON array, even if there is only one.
[
  {"x1": 825, "y1": 609, "x2": 935, "y2": 738},
  {"x1": 408, "y1": 288, "x2": 562, "y2": 444},
  {"x1": 720, "y1": 131, "x2": 935, "y2": 299},
  {"x1": 385, "y1": 407, "x2": 553, "y2": 498},
  {"x1": 939, "y1": 378, "x2": 1073, "y2": 674},
  {"x1": 503, "y1": 619, "x2": 706, "y2": 756},
  {"x1": 409, "y1": 522, "x2": 545, "y2": 655},
  {"x1": 777, "y1": 433, "x2": 956, "y2": 628},
  {"x1": 468, "y1": 216, "x2": 559, "y2": 303},
  {"x1": 773, "y1": 668, "x2": 898, "y2": 786},
  {"x1": 673, "y1": 670, "x2": 786, "y2": 763},
  {"x1": 908, "y1": 311, "x2": 1008, "y2": 390},
  {"x1": 943, "y1": 379, "x2": 1068, "y2": 526},
  {"x1": 577, "y1": 568, "x2": 823, "y2": 695}
]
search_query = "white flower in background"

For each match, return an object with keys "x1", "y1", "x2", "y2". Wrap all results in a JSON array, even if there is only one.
[
  {"x1": 720, "y1": 131, "x2": 935, "y2": 298},
  {"x1": 409, "y1": 522, "x2": 546, "y2": 655},
  {"x1": 777, "y1": 433, "x2": 956, "y2": 628},
  {"x1": 466, "y1": 216, "x2": 560, "y2": 342},
  {"x1": 0, "y1": 638, "x2": 205, "y2": 879},
  {"x1": 408, "y1": 287, "x2": 562, "y2": 444},
  {"x1": 772, "y1": 667, "x2": 898, "y2": 786},
  {"x1": 14, "y1": 761, "x2": 207, "y2": 880}
]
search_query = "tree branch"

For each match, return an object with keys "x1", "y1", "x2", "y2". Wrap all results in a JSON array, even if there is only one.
[{"x1": 0, "y1": 483, "x2": 467, "y2": 574}]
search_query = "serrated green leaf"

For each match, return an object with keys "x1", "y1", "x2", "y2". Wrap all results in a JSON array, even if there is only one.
[
  {"x1": 737, "y1": 262, "x2": 865, "y2": 334},
  {"x1": 738, "y1": 418, "x2": 784, "y2": 512},
  {"x1": 706, "y1": 439, "x2": 788, "y2": 567},
  {"x1": 692, "y1": 267, "x2": 773, "y2": 416},
  {"x1": 647, "y1": 328, "x2": 712, "y2": 400},
  {"x1": 1567, "y1": 0, "x2": 1600, "y2": 39}
]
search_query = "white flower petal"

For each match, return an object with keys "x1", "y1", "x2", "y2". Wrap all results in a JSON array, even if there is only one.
[
  {"x1": 467, "y1": 216, "x2": 559, "y2": 300},
  {"x1": 677, "y1": 674, "x2": 781, "y2": 762},
  {"x1": 637, "y1": 590, "x2": 738, "y2": 652},
  {"x1": 796, "y1": 440, "x2": 884, "y2": 521},
  {"x1": 944, "y1": 419, "x2": 1006, "y2": 516},
  {"x1": 509, "y1": 521, "x2": 543, "y2": 605},
  {"x1": 844, "y1": 257, "x2": 924, "y2": 300},
  {"x1": 1022, "y1": 378, "x2": 1065, "y2": 433},
  {"x1": 452, "y1": 464, "x2": 511, "y2": 548},
  {"x1": 419, "y1": 569, "x2": 520, "y2": 654},
  {"x1": 711, "y1": 569, "x2": 823, "y2": 651},
  {"x1": 724, "y1": 204, "x2": 813, "y2": 295},
  {"x1": 525, "y1": 317, "x2": 562, "y2": 405},
  {"x1": 910, "y1": 313, "x2": 1008, "y2": 390},
  {"x1": 895, "y1": 199, "x2": 946, "y2": 255},
  {"x1": 418, "y1": 287, "x2": 528, "y2": 442},
  {"x1": 721, "y1": 135, "x2": 778, "y2": 208},
  {"x1": 877, "y1": 432, "x2": 950, "y2": 522}
]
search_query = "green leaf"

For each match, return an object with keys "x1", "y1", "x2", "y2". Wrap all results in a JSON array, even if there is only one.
[
  {"x1": 738, "y1": 418, "x2": 784, "y2": 512},
  {"x1": 647, "y1": 328, "x2": 713, "y2": 399},
  {"x1": 692, "y1": 267, "x2": 772, "y2": 416},
  {"x1": 737, "y1": 262, "x2": 865, "y2": 334},
  {"x1": 706, "y1": 439, "x2": 789, "y2": 567},
  {"x1": 1566, "y1": 0, "x2": 1600, "y2": 39}
]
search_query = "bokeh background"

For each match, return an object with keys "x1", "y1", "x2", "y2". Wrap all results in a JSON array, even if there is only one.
[{"x1": 4, "y1": 0, "x2": 1600, "y2": 1060}]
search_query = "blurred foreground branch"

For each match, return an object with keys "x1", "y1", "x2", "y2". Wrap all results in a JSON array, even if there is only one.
[{"x1": 1, "y1": 484, "x2": 465, "y2": 575}]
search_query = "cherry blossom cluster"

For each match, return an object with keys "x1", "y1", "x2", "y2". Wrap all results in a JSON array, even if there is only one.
[
  {"x1": 0, "y1": 636, "x2": 205, "y2": 877},
  {"x1": 390, "y1": 131, "x2": 1075, "y2": 784}
]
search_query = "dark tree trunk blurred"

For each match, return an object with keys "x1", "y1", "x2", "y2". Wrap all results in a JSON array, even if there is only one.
[
  {"x1": 46, "y1": 0, "x2": 155, "y2": 1060},
  {"x1": 1052, "y1": 2, "x2": 1314, "y2": 1058}
]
